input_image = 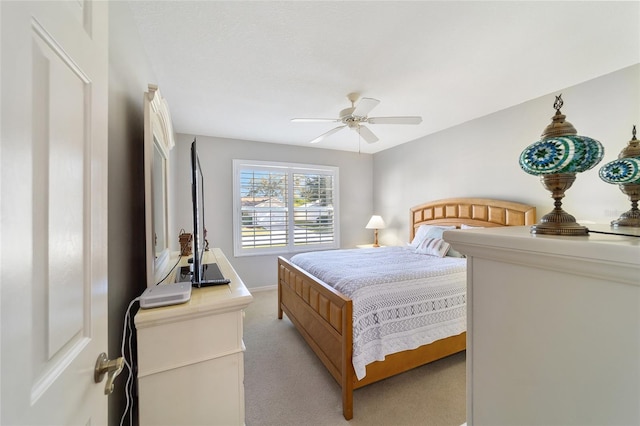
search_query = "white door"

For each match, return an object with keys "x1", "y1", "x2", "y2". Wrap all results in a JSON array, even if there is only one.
[{"x1": 1, "y1": 1, "x2": 110, "y2": 424}]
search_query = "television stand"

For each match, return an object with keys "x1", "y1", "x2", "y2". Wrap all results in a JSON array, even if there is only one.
[{"x1": 135, "y1": 248, "x2": 253, "y2": 425}]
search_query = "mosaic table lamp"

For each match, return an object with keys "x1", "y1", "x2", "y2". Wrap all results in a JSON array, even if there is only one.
[
  {"x1": 598, "y1": 125, "x2": 640, "y2": 227},
  {"x1": 519, "y1": 95, "x2": 604, "y2": 235}
]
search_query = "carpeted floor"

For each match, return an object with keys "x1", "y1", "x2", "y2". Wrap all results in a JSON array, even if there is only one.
[{"x1": 243, "y1": 288, "x2": 466, "y2": 426}]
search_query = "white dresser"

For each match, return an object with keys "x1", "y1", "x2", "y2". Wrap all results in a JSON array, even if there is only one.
[
  {"x1": 444, "y1": 226, "x2": 640, "y2": 426},
  {"x1": 135, "y1": 248, "x2": 253, "y2": 425}
]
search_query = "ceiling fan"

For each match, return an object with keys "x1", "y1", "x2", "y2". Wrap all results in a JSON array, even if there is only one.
[{"x1": 291, "y1": 93, "x2": 422, "y2": 144}]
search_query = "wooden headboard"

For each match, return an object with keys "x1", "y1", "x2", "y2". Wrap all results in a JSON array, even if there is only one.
[{"x1": 410, "y1": 197, "x2": 536, "y2": 240}]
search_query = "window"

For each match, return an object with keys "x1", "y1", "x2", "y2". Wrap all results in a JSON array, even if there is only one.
[{"x1": 233, "y1": 160, "x2": 339, "y2": 256}]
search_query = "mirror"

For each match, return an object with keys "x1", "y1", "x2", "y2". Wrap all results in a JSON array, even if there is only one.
[
  {"x1": 144, "y1": 84, "x2": 175, "y2": 288},
  {"x1": 152, "y1": 137, "x2": 167, "y2": 252}
]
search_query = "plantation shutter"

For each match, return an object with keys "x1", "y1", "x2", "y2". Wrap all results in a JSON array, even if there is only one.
[
  {"x1": 239, "y1": 168, "x2": 288, "y2": 249},
  {"x1": 292, "y1": 173, "x2": 335, "y2": 245},
  {"x1": 233, "y1": 160, "x2": 339, "y2": 256}
]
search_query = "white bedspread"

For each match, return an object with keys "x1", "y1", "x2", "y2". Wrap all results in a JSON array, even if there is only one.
[{"x1": 290, "y1": 246, "x2": 466, "y2": 380}]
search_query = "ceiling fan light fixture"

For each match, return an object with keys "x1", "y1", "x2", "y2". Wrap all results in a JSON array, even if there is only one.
[{"x1": 292, "y1": 93, "x2": 422, "y2": 145}]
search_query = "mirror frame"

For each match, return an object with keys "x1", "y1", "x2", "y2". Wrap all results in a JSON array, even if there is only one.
[{"x1": 144, "y1": 84, "x2": 175, "y2": 288}]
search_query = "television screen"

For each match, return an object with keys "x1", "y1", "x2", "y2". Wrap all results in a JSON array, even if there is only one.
[
  {"x1": 191, "y1": 139, "x2": 206, "y2": 285},
  {"x1": 190, "y1": 139, "x2": 230, "y2": 287}
]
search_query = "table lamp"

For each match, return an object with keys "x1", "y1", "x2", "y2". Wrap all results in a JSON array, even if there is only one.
[
  {"x1": 519, "y1": 95, "x2": 604, "y2": 235},
  {"x1": 365, "y1": 215, "x2": 386, "y2": 247},
  {"x1": 598, "y1": 125, "x2": 640, "y2": 227}
]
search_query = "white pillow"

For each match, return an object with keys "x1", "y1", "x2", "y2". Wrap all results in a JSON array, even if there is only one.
[
  {"x1": 446, "y1": 246, "x2": 465, "y2": 258},
  {"x1": 408, "y1": 225, "x2": 455, "y2": 249},
  {"x1": 414, "y1": 237, "x2": 451, "y2": 257}
]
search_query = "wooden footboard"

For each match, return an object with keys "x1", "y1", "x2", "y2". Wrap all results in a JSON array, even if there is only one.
[
  {"x1": 278, "y1": 256, "x2": 466, "y2": 420},
  {"x1": 278, "y1": 256, "x2": 356, "y2": 419}
]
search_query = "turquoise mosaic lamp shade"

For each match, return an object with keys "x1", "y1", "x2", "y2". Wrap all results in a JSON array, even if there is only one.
[
  {"x1": 519, "y1": 135, "x2": 604, "y2": 176},
  {"x1": 518, "y1": 95, "x2": 604, "y2": 236},
  {"x1": 599, "y1": 157, "x2": 640, "y2": 185},
  {"x1": 597, "y1": 126, "x2": 640, "y2": 227}
]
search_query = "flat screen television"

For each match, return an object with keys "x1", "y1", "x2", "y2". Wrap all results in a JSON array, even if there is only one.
[{"x1": 190, "y1": 139, "x2": 229, "y2": 287}]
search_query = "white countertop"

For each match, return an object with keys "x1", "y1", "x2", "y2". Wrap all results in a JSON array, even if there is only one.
[
  {"x1": 444, "y1": 225, "x2": 640, "y2": 286},
  {"x1": 135, "y1": 248, "x2": 253, "y2": 328}
]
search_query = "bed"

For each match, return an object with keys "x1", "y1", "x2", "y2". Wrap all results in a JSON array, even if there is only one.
[{"x1": 277, "y1": 197, "x2": 536, "y2": 420}]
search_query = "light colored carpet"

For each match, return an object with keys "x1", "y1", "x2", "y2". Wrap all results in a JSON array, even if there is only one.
[{"x1": 243, "y1": 289, "x2": 466, "y2": 426}]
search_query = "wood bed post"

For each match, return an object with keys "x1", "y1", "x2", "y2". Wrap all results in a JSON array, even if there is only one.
[{"x1": 342, "y1": 300, "x2": 354, "y2": 420}]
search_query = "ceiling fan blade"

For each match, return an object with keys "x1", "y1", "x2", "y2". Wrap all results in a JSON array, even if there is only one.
[
  {"x1": 309, "y1": 125, "x2": 347, "y2": 144},
  {"x1": 352, "y1": 97, "x2": 380, "y2": 117},
  {"x1": 291, "y1": 118, "x2": 340, "y2": 123},
  {"x1": 367, "y1": 116, "x2": 423, "y2": 125},
  {"x1": 356, "y1": 125, "x2": 379, "y2": 144}
]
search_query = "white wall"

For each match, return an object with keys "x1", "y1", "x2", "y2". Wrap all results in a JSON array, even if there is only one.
[
  {"x1": 169, "y1": 134, "x2": 374, "y2": 289},
  {"x1": 373, "y1": 64, "x2": 640, "y2": 246}
]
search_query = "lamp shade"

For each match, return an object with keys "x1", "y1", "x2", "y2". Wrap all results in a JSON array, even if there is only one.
[
  {"x1": 365, "y1": 215, "x2": 386, "y2": 229},
  {"x1": 599, "y1": 157, "x2": 640, "y2": 184},
  {"x1": 519, "y1": 135, "x2": 604, "y2": 176},
  {"x1": 599, "y1": 126, "x2": 640, "y2": 184}
]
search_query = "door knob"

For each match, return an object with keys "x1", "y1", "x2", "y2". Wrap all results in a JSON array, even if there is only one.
[{"x1": 94, "y1": 352, "x2": 124, "y2": 395}]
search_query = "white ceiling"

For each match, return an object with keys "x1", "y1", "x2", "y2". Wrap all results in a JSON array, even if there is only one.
[{"x1": 127, "y1": 1, "x2": 639, "y2": 154}]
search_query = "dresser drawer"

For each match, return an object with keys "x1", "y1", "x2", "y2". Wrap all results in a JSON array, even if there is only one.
[
  {"x1": 138, "y1": 352, "x2": 245, "y2": 425},
  {"x1": 137, "y1": 309, "x2": 243, "y2": 376}
]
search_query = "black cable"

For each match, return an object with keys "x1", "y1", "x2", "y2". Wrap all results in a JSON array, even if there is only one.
[
  {"x1": 155, "y1": 254, "x2": 183, "y2": 285},
  {"x1": 587, "y1": 228, "x2": 640, "y2": 238}
]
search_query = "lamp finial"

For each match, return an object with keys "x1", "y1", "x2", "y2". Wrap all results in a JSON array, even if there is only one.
[
  {"x1": 553, "y1": 94, "x2": 564, "y2": 113},
  {"x1": 541, "y1": 94, "x2": 576, "y2": 138},
  {"x1": 618, "y1": 125, "x2": 640, "y2": 159}
]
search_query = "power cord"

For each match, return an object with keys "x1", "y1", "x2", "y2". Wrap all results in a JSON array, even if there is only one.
[
  {"x1": 119, "y1": 254, "x2": 188, "y2": 424},
  {"x1": 120, "y1": 296, "x2": 140, "y2": 426},
  {"x1": 154, "y1": 254, "x2": 183, "y2": 286},
  {"x1": 587, "y1": 228, "x2": 640, "y2": 238}
]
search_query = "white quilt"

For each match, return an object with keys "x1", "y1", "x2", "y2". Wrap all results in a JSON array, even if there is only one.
[{"x1": 290, "y1": 246, "x2": 466, "y2": 380}]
